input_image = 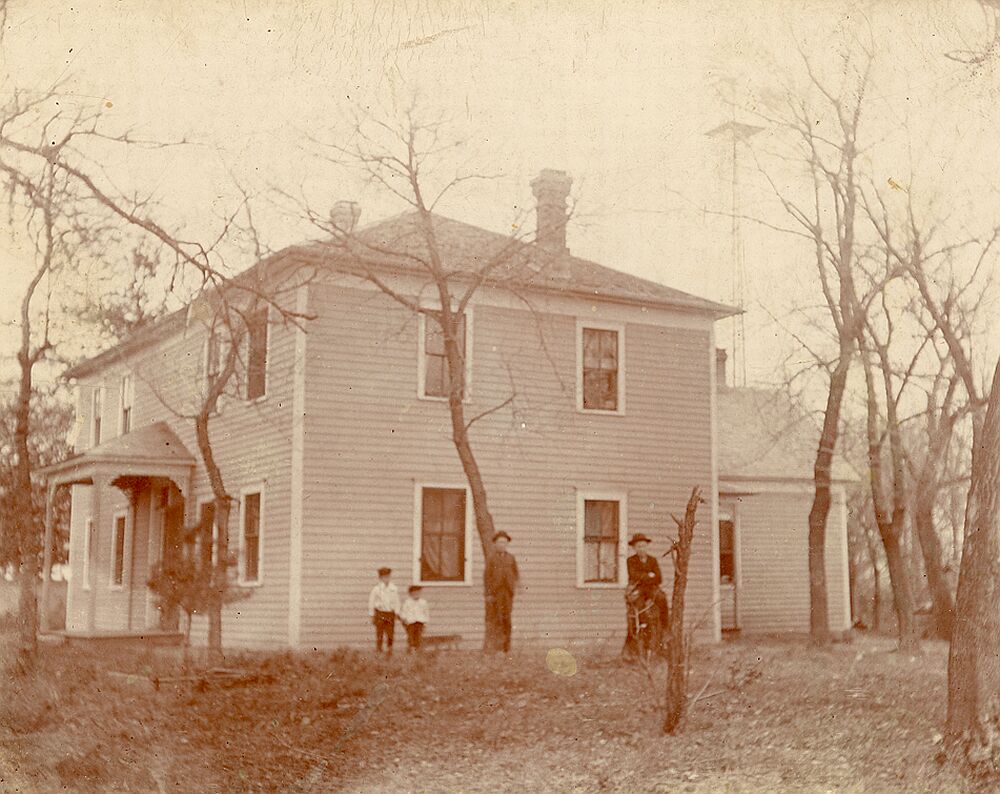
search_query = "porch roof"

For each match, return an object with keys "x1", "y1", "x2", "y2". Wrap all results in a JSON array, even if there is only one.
[{"x1": 40, "y1": 421, "x2": 196, "y2": 487}]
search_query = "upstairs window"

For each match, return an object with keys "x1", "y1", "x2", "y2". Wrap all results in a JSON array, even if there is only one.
[
  {"x1": 245, "y1": 309, "x2": 269, "y2": 401},
  {"x1": 416, "y1": 485, "x2": 469, "y2": 584},
  {"x1": 420, "y1": 311, "x2": 467, "y2": 399},
  {"x1": 580, "y1": 325, "x2": 622, "y2": 412},
  {"x1": 91, "y1": 386, "x2": 103, "y2": 446},
  {"x1": 119, "y1": 373, "x2": 134, "y2": 434},
  {"x1": 205, "y1": 332, "x2": 221, "y2": 387}
]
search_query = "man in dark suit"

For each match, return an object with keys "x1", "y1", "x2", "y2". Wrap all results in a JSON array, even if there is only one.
[
  {"x1": 485, "y1": 531, "x2": 518, "y2": 653},
  {"x1": 626, "y1": 533, "x2": 669, "y2": 630}
]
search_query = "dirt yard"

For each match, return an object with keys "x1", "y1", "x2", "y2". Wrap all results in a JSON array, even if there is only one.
[{"x1": 0, "y1": 630, "x2": 985, "y2": 793}]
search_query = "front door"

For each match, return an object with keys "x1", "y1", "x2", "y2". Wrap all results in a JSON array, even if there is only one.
[
  {"x1": 155, "y1": 484, "x2": 186, "y2": 631},
  {"x1": 719, "y1": 506, "x2": 739, "y2": 632}
]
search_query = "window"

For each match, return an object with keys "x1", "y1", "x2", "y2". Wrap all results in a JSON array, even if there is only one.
[
  {"x1": 584, "y1": 500, "x2": 620, "y2": 583},
  {"x1": 719, "y1": 518, "x2": 735, "y2": 584},
  {"x1": 110, "y1": 512, "x2": 127, "y2": 588},
  {"x1": 205, "y1": 332, "x2": 221, "y2": 387},
  {"x1": 246, "y1": 309, "x2": 269, "y2": 401},
  {"x1": 239, "y1": 489, "x2": 263, "y2": 585},
  {"x1": 82, "y1": 518, "x2": 94, "y2": 590},
  {"x1": 414, "y1": 485, "x2": 471, "y2": 585},
  {"x1": 91, "y1": 386, "x2": 103, "y2": 446},
  {"x1": 119, "y1": 373, "x2": 134, "y2": 434},
  {"x1": 419, "y1": 311, "x2": 468, "y2": 400},
  {"x1": 580, "y1": 325, "x2": 623, "y2": 412},
  {"x1": 576, "y1": 490, "x2": 627, "y2": 587}
]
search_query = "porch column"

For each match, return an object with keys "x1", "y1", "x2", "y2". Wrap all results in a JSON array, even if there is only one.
[
  {"x1": 39, "y1": 482, "x2": 56, "y2": 633},
  {"x1": 88, "y1": 474, "x2": 106, "y2": 632}
]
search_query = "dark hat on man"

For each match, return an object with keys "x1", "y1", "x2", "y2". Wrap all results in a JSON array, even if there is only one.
[
  {"x1": 377, "y1": 566, "x2": 392, "y2": 576},
  {"x1": 628, "y1": 533, "x2": 653, "y2": 547},
  {"x1": 408, "y1": 584, "x2": 422, "y2": 594},
  {"x1": 492, "y1": 531, "x2": 512, "y2": 543}
]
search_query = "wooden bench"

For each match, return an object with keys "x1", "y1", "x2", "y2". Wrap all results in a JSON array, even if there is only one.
[{"x1": 422, "y1": 634, "x2": 462, "y2": 650}]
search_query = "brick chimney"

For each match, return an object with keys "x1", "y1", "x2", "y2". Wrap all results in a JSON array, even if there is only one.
[
  {"x1": 530, "y1": 169, "x2": 572, "y2": 255},
  {"x1": 716, "y1": 348, "x2": 728, "y2": 388},
  {"x1": 330, "y1": 201, "x2": 361, "y2": 234}
]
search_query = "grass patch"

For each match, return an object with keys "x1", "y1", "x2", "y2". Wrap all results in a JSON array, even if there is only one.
[{"x1": 0, "y1": 632, "x2": 987, "y2": 792}]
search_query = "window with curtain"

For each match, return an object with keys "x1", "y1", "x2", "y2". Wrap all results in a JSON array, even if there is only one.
[{"x1": 420, "y1": 487, "x2": 466, "y2": 581}]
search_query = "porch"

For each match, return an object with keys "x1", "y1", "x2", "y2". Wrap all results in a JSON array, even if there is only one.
[
  {"x1": 41, "y1": 628, "x2": 185, "y2": 649},
  {"x1": 39, "y1": 422, "x2": 198, "y2": 637}
]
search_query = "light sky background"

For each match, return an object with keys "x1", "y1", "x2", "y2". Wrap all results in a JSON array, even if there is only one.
[{"x1": 1, "y1": 0, "x2": 998, "y2": 401}]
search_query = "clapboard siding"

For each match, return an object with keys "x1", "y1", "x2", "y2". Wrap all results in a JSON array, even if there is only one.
[
  {"x1": 736, "y1": 487, "x2": 850, "y2": 633},
  {"x1": 69, "y1": 306, "x2": 297, "y2": 649},
  {"x1": 299, "y1": 284, "x2": 716, "y2": 649}
]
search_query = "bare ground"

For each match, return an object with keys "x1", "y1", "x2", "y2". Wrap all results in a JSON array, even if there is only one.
[{"x1": 0, "y1": 630, "x2": 985, "y2": 793}]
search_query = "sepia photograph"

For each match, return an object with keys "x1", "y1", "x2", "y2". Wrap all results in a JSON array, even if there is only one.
[{"x1": 1, "y1": 1, "x2": 1000, "y2": 791}]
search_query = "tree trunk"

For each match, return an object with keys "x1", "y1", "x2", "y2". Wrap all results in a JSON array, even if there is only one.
[
  {"x1": 879, "y1": 527, "x2": 919, "y2": 654},
  {"x1": 872, "y1": 564, "x2": 881, "y2": 633},
  {"x1": 195, "y1": 410, "x2": 231, "y2": 667},
  {"x1": 663, "y1": 487, "x2": 701, "y2": 735},
  {"x1": 13, "y1": 350, "x2": 39, "y2": 674},
  {"x1": 808, "y1": 355, "x2": 850, "y2": 646},
  {"x1": 436, "y1": 305, "x2": 504, "y2": 653},
  {"x1": 946, "y1": 359, "x2": 1000, "y2": 772},
  {"x1": 913, "y1": 498, "x2": 955, "y2": 640}
]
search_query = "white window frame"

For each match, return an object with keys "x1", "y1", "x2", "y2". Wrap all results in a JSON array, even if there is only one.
[
  {"x1": 417, "y1": 305, "x2": 474, "y2": 402},
  {"x1": 576, "y1": 319, "x2": 626, "y2": 416},
  {"x1": 91, "y1": 385, "x2": 103, "y2": 446},
  {"x1": 118, "y1": 372, "x2": 135, "y2": 435},
  {"x1": 576, "y1": 489, "x2": 628, "y2": 588},
  {"x1": 82, "y1": 518, "x2": 94, "y2": 591},
  {"x1": 109, "y1": 510, "x2": 128, "y2": 590},
  {"x1": 203, "y1": 332, "x2": 231, "y2": 413},
  {"x1": 412, "y1": 482, "x2": 474, "y2": 586},
  {"x1": 238, "y1": 485, "x2": 265, "y2": 587},
  {"x1": 244, "y1": 306, "x2": 271, "y2": 403}
]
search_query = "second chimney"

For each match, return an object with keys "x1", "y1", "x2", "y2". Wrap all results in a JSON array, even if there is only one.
[
  {"x1": 716, "y1": 348, "x2": 728, "y2": 388},
  {"x1": 530, "y1": 169, "x2": 572, "y2": 255},
  {"x1": 330, "y1": 201, "x2": 362, "y2": 235}
]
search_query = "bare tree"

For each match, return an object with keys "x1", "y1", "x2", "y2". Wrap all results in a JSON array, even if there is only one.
[
  {"x1": 138, "y1": 197, "x2": 314, "y2": 663},
  {"x1": 906, "y1": 350, "x2": 966, "y2": 640},
  {"x1": 752, "y1": 50, "x2": 875, "y2": 646},
  {"x1": 863, "y1": 186, "x2": 997, "y2": 645},
  {"x1": 2, "y1": 156, "x2": 90, "y2": 671},
  {"x1": 0, "y1": 74, "x2": 306, "y2": 669},
  {"x1": 662, "y1": 486, "x2": 702, "y2": 734},
  {"x1": 295, "y1": 108, "x2": 562, "y2": 652},
  {"x1": 856, "y1": 309, "x2": 921, "y2": 652},
  {"x1": 946, "y1": 357, "x2": 1000, "y2": 772}
]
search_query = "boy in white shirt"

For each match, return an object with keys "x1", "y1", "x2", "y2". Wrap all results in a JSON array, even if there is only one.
[
  {"x1": 368, "y1": 567, "x2": 400, "y2": 655},
  {"x1": 400, "y1": 584, "x2": 430, "y2": 652}
]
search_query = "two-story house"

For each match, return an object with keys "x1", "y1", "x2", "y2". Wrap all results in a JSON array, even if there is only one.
[{"x1": 40, "y1": 170, "x2": 853, "y2": 649}]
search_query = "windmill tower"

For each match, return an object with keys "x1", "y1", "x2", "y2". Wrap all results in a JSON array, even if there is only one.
[{"x1": 706, "y1": 116, "x2": 763, "y2": 387}]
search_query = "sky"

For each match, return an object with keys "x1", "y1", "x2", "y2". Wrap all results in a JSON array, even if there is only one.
[{"x1": 1, "y1": 0, "x2": 998, "y2": 399}]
